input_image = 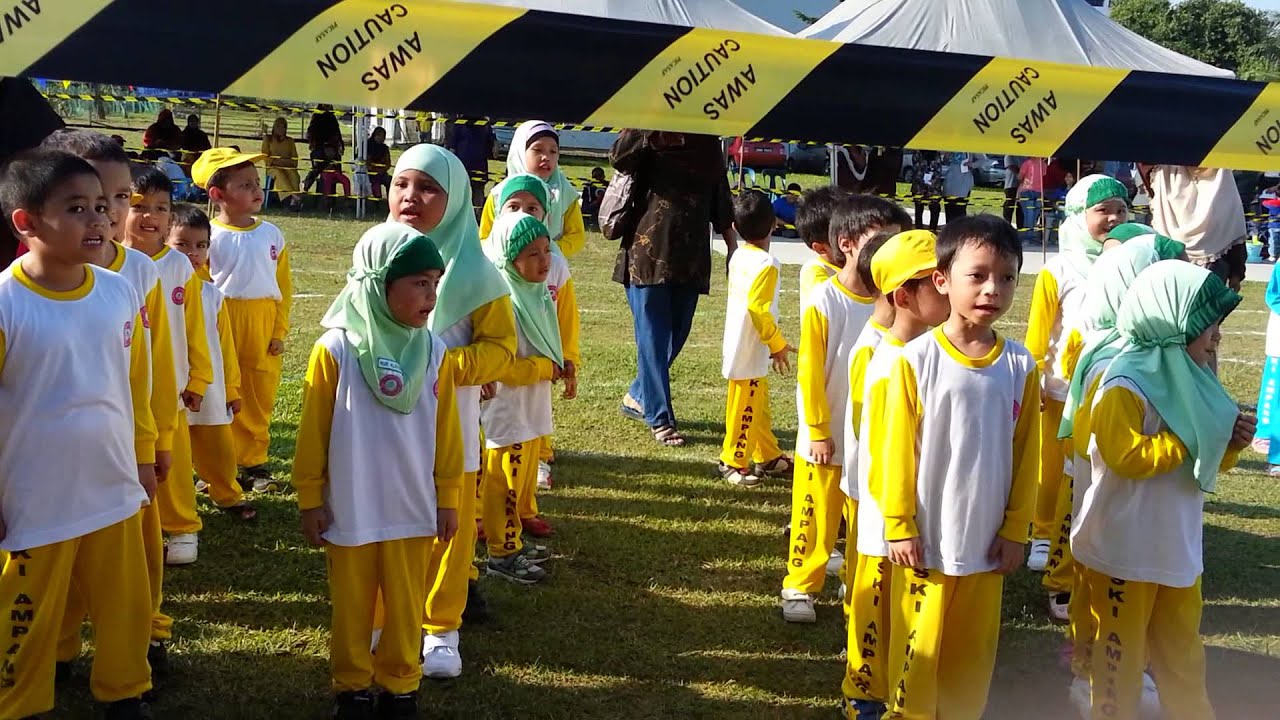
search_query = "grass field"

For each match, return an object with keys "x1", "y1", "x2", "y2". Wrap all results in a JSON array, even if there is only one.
[{"x1": 48, "y1": 211, "x2": 1280, "y2": 720}]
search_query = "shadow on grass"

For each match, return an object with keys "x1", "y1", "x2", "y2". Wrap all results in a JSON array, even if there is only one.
[
  {"x1": 1203, "y1": 524, "x2": 1280, "y2": 602},
  {"x1": 1205, "y1": 499, "x2": 1280, "y2": 521}
]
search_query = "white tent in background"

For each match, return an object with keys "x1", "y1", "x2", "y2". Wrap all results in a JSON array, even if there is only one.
[
  {"x1": 461, "y1": 0, "x2": 789, "y2": 34},
  {"x1": 798, "y1": 0, "x2": 1233, "y2": 77}
]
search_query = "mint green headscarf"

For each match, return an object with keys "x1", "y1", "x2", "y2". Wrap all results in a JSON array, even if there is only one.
[
  {"x1": 1058, "y1": 174, "x2": 1130, "y2": 275},
  {"x1": 488, "y1": 211, "x2": 563, "y2": 367},
  {"x1": 1105, "y1": 261, "x2": 1241, "y2": 492},
  {"x1": 1059, "y1": 235, "x2": 1185, "y2": 439},
  {"x1": 390, "y1": 144, "x2": 509, "y2": 335},
  {"x1": 491, "y1": 173, "x2": 562, "y2": 257},
  {"x1": 321, "y1": 223, "x2": 444, "y2": 414},
  {"x1": 491, "y1": 121, "x2": 580, "y2": 244}
]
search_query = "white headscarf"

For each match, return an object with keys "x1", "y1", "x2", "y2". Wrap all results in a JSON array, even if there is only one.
[{"x1": 490, "y1": 121, "x2": 580, "y2": 243}]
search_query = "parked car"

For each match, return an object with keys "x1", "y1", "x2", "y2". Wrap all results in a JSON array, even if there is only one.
[
  {"x1": 726, "y1": 138, "x2": 786, "y2": 170},
  {"x1": 900, "y1": 151, "x2": 915, "y2": 183},
  {"x1": 974, "y1": 155, "x2": 1005, "y2": 187},
  {"x1": 786, "y1": 143, "x2": 828, "y2": 175}
]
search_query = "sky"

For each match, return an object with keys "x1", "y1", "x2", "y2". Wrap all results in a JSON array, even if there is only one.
[{"x1": 734, "y1": 0, "x2": 1280, "y2": 33}]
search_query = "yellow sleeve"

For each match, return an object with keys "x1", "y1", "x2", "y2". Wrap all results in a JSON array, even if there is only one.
[
  {"x1": 557, "y1": 200, "x2": 586, "y2": 257},
  {"x1": 1000, "y1": 368, "x2": 1043, "y2": 542},
  {"x1": 129, "y1": 309, "x2": 157, "y2": 465},
  {"x1": 499, "y1": 356, "x2": 556, "y2": 386},
  {"x1": 445, "y1": 296, "x2": 517, "y2": 387},
  {"x1": 273, "y1": 245, "x2": 293, "y2": 341},
  {"x1": 1061, "y1": 328, "x2": 1084, "y2": 381},
  {"x1": 847, "y1": 346, "x2": 873, "y2": 441},
  {"x1": 432, "y1": 359, "x2": 463, "y2": 510},
  {"x1": 747, "y1": 265, "x2": 787, "y2": 354},
  {"x1": 881, "y1": 357, "x2": 922, "y2": 540},
  {"x1": 1025, "y1": 268, "x2": 1060, "y2": 368},
  {"x1": 1093, "y1": 384, "x2": 1190, "y2": 479},
  {"x1": 182, "y1": 274, "x2": 213, "y2": 397},
  {"x1": 479, "y1": 195, "x2": 496, "y2": 239},
  {"x1": 797, "y1": 303, "x2": 831, "y2": 441},
  {"x1": 145, "y1": 281, "x2": 178, "y2": 452},
  {"x1": 218, "y1": 301, "x2": 242, "y2": 403},
  {"x1": 798, "y1": 264, "x2": 824, "y2": 308},
  {"x1": 864, "y1": 375, "x2": 891, "y2": 504},
  {"x1": 556, "y1": 278, "x2": 581, "y2": 367},
  {"x1": 292, "y1": 341, "x2": 339, "y2": 510},
  {"x1": 1072, "y1": 374, "x2": 1104, "y2": 461}
]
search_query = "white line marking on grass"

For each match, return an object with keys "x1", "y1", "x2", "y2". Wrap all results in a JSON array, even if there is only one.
[{"x1": 293, "y1": 293, "x2": 325, "y2": 299}]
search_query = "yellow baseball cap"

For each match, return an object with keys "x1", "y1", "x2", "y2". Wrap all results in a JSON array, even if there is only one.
[
  {"x1": 872, "y1": 230, "x2": 938, "y2": 295},
  {"x1": 192, "y1": 148, "x2": 266, "y2": 190}
]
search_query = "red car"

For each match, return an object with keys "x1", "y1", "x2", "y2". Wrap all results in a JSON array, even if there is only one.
[{"x1": 726, "y1": 137, "x2": 786, "y2": 170}]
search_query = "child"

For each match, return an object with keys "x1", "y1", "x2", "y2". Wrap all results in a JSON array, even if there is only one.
[
  {"x1": 39, "y1": 130, "x2": 179, "y2": 677},
  {"x1": 719, "y1": 190, "x2": 794, "y2": 487},
  {"x1": 192, "y1": 148, "x2": 292, "y2": 493},
  {"x1": 1255, "y1": 251, "x2": 1280, "y2": 474},
  {"x1": 796, "y1": 186, "x2": 847, "y2": 314},
  {"x1": 1072, "y1": 261, "x2": 1251, "y2": 720},
  {"x1": 167, "y1": 203, "x2": 255, "y2": 520},
  {"x1": 843, "y1": 229, "x2": 950, "y2": 720},
  {"x1": 1025, "y1": 175, "x2": 1128, "y2": 575},
  {"x1": 491, "y1": 173, "x2": 579, "y2": 527},
  {"x1": 781, "y1": 194, "x2": 910, "y2": 624},
  {"x1": 772, "y1": 182, "x2": 803, "y2": 237},
  {"x1": 0, "y1": 148, "x2": 156, "y2": 719},
  {"x1": 291, "y1": 223, "x2": 462, "y2": 720},
  {"x1": 126, "y1": 167, "x2": 216, "y2": 566},
  {"x1": 479, "y1": 211, "x2": 563, "y2": 585},
  {"x1": 881, "y1": 215, "x2": 1041, "y2": 720},
  {"x1": 480, "y1": 121, "x2": 585, "y2": 258}
]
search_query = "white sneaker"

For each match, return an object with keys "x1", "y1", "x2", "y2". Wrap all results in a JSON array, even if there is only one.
[
  {"x1": 166, "y1": 534, "x2": 198, "y2": 565},
  {"x1": 1069, "y1": 676, "x2": 1090, "y2": 719},
  {"x1": 1140, "y1": 671, "x2": 1162, "y2": 719},
  {"x1": 780, "y1": 588, "x2": 817, "y2": 623},
  {"x1": 1048, "y1": 592, "x2": 1071, "y2": 622},
  {"x1": 1027, "y1": 538, "x2": 1051, "y2": 571},
  {"x1": 826, "y1": 548, "x2": 844, "y2": 577},
  {"x1": 252, "y1": 477, "x2": 280, "y2": 493},
  {"x1": 536, "y1": 461, "x2": 553, "y2": 490},
  {"x1": 421, "y1": 630, "x2": 462, "y2": 679}
]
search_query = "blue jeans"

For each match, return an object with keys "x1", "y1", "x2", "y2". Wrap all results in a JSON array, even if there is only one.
[
  {"x1": 626, "y1": 283, "x2": 700, "y2": 429},
  {"x1": 1018, "y1": 190, "x2": 1042, "y2": 245}
]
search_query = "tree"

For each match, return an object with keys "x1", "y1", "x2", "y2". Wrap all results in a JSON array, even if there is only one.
[
  {"x1": 1111, "y1": 0, "x2": 1280, "y2": 80},
  {"x1": 794, "y1": 0, "x2": 843, "y2": 26}
]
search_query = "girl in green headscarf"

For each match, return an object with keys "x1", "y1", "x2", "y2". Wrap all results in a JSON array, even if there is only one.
[
  {"x1": 1070, "y1": 260, "x2": 1252, "y2": 720},
  {"x1": 1024, "y1": 173, "x2": 1130, "y2": 573},
  {"x1": 291, "y1": 223, "x2": 464, "y2": 717},
  {"x1": 478, "y1": 211, "x2": 563, "y2": 586},
  {"x1": 479, "y1": 121, "x2": 586, "y2": 257},
  {"x1": 386, "y1": 143, "x2": 517, "y2": 668}
]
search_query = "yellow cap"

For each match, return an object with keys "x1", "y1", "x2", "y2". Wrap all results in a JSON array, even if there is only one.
[
  {"x1": 872, "y1": 230, "x2": 938, "y2": 295},
  {"x1": 191, "y1": 148, "x2": 266, "y2": 190}
]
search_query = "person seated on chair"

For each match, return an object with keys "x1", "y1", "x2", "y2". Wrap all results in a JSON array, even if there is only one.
[
  {"x1": 772, "y1": 183, "x2": 802, "y2": 238},
  {"x1": 366, "y1": 127, "x2": 392, "y2": 200}
]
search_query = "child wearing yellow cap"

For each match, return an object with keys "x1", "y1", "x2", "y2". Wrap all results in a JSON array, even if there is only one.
[
  {"x1": 840, "y1": 230, "x2": 950, "y2": 720},
  {"x1": 193, "y1": 148, "x2": 293, "y2": 494}
]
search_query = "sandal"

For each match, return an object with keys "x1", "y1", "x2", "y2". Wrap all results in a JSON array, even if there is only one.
[
  {"x1": 620, "y1": 393, "x2": 645, "y2": 422},
  {"x1": 218, "y1": 502, "x2": 258, "y2": 521},
  {"x1": 717, "y1": 462, "x2": 763, "y2": 488},
  {"x1": 754, "y1": 454, "x2": 795, "y2": 479},
  {"x1": 652, "y1": 425, "x2": 686, "y2": 447}
]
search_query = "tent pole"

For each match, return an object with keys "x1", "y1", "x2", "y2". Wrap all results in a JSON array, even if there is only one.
[
  {"x1": 1043, "y1": 156, "x2": 1049, "y2": 263},
  {"x1": 209, "y1": 94, "x2": 224, "y2": 216}
]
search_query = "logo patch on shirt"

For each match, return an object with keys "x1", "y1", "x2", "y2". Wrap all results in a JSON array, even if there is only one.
[
  {"x1": 548, "y1": 284, "x2": 560, "y2": 301},
  {"x1": 1012, "y1": 401, "x2": 1022, "y2": 422},
  {"x1": 139, "y1": 305, "x2": 150, "y2": 330},
  {"x1": 433, "y1": 380, "x2": 439, "y2": 398},
  {"x1": 171, "y1": 286, "x2": 185, "y2": 306},
  {"x1": 377, "y1": 357, "x2": 405, "y2": 398},
  {"x1": 123, "y1": 320, "x2": 133, "y2": 348},
  {"x1": 270, "y1": 245, "x2": 278, "y2": 261}
]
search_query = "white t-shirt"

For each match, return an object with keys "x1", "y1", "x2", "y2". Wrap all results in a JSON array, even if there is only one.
[
  {"x1": 209, "y1": 219, "x2": 287, "y2": 300},
  {"x1": 796, "y1": 278, "x2": 875, "y2": 464},
  {"x1": 107, "y1": 243, "x2": 159, "y2": 356},
  {"x1": 722, "y1": 245, "x2": 781, "y2": 380},
  {"x1": 315, "y1": 328, "x2": 447, "y2": 547},
  {"x1": 481, "y1": 323, "x2": 553, "y2": 449},
  {"x1": 855, "y1": 335, "x2": 906, "y2": 558},
  {"x1": 188, "y1": 281, "x2": 232, "y2": 426},
  {"x1": 547, "y1": 252, "x2": 570, "y2": 303},
  {"x1": 439, "y1": 316, "x2": 483, "y2": 474},
  {"x1": 1071, "y1": 377, "x2": 1204, "y2": 588},
  {"x1": 0, "y1": 264, "x2": 149, "y2": 550},
  {"x1": 840, "y1": 321, "x2": 887, "y2": 497},
  {"x1": 1040, "y1": 256, "x2": 1089, "y2": 401},
  {"x1": 153, "y1": 247, "x2": 196, "y2": 395}
]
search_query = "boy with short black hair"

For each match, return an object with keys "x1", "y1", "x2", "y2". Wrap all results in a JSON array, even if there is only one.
[
  {"x1": 796, "y1": 186, "x2": 848, "y2": 312},
  {"x1": 772, "y1": 182, "x2": 804, "y2": 237},
  {"x1": 880, "y1": 214, "x2": 1040, "y2": 719},
  {"x1": 192, "y1": 148, "x2": 292, "y2": 493},
  {"x1": 0, "y1": 148, "x2": 156, "y2": 719},
  {"x1": 782, "y1": 194, "x2": 911, "y2": 624},
  {"x1": 719, "y1": 190, "x2": 794, "y2": 487}
]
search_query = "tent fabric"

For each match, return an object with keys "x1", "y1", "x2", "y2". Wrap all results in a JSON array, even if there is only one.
[
  {"x1": 798, "y1": 0, "x2": 1233, "y2": 78},
  {"x1": 461, "y1": 0, "x2": 789, "y2": 35}
]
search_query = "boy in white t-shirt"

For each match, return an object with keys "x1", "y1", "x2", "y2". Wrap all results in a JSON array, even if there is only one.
[
  {"x1": 880, "y1": 215, "x2": 1041, "y2": 720},
  {"x1": 796, "y1": 186, "x2": 848, "y2": 314},
  {"x1": 0, "y1": 149, "x2": 156, "y2": 719},
  {"x1": 718, "y1": 190, "x2": 794, "y2": 487}
]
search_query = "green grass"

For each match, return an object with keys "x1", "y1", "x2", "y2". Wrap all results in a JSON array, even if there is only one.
[{"x1": 50, "y1": 213, "x2": 1280, "y2": 720}]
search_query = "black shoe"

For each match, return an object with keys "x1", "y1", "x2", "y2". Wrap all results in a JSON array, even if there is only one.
[
  {"x1": 376, "y1": 691, "x2": 417, "y2": 719},
  {"x1": 104, "y1": 698, "x2": 153, "y2": 720},
  {"x1": 781, "y1": 521, "x2": 791, "y2": 537},
  {"x1": 147, "y1": 640, "x2": 170, "y2": 679},
  {"x1": 237, "y1": 464, "x2": 270, "y2": 491},
  {"x1": 461, "y1": 580, "x2": 488, "y2": 624},
  {"x1": 54, "y1": 661, "x2": 72, "y2": 685},
  {"x1": 333, "y1": 690, "x2": 376, "y2": 720}
]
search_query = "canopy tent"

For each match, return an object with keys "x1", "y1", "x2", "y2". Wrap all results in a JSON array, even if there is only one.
[
  {"x1": 799, "y1": 0, "x2": 1232, "y2": 78},
  {"x1": 461, "y1": 0, "x2": 789, "y2": 34}
]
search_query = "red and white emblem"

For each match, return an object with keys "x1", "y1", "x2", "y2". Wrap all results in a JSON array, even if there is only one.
[
  {"x1": 171, "y1": 286, "x2": 185, "y2": 305},
  {"x1": 123, "y1": 320, "x2": 133, "y2": 348},
  {"x1": 270, "y1": 245, "x2": 278, "y2": 261},
  {"x1": 140, "y1": 305, "x2": 150, "y2": 330}
]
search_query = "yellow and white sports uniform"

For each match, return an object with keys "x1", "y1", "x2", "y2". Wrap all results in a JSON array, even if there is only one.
[
  {"x1": 533, "y1": 251, "x2": 580, "y2": 478},
  {"x1": 188, "y1": 270, "x2": 244, "y2": 510},
  {"x1": 784, "y1": 278, "x2": 874, "y2": 596},
  {"x1": 293, "y1": 329, "x2": 462, "y2": 696},
  {"x1": 209, "y1": 218, "x2": 292, "y2": 468},
  {"x1": 480, "y1": 194, "x2": 587, "y2": 258},
  {"x1": 0, "y1": 263, "x2": 154, "y2": 718},
  {"x1": 1073, "y1": 377, "x2": 1236, "y2": 720},
  {"x1": 150, "y1": 246, "x2": 213, "y2": 536},
  {"x1": 720, "y1": 245, "x2": 786, "y2": 471},
  {"x1": 798, "y1": 256, "x2": 839, "y2": 315},
  {"x1": 880, "y1": 329, "x2": 1040, "y2": 720}
]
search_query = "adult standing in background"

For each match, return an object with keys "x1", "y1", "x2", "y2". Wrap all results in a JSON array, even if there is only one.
[
  {"x1": 941, "y1": 151, "x2": 975, "y2": 223},
  {"x1": 445, "y1": 119, "x2": 496, "y2": 212},
  {"x1": 1142, "y1": 164, "x2": 1249, "y2": 290},
  {"x1": 611, "y1": 130, "x2": 737, "y2": 448},
  {"x1": 1003, "y1": 154, "x2": 1023, "y2": 224},
  {"x1": 262, "y1": 117, "x2": 302, "y2": 210},
  {"x1": 911, "y1": 150, "x2": 944, "y2": 232}
]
